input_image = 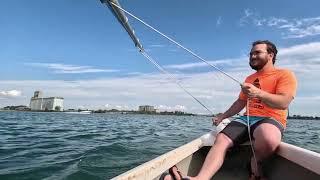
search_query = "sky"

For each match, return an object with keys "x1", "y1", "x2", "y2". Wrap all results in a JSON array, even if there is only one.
[{"x1": 1, "y1": 0, "x2": 320, "y2": 116}]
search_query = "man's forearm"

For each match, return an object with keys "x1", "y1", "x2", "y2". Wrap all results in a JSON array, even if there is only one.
[{"x1": 221, "y1": 99, "x2": 246, "y2": 119}]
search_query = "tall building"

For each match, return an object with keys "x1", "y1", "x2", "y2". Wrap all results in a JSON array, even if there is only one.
[
  {"x1": 30, "y1": 91, "x2": 64, "y2": 111},
  {"x1": 139, "y1": 105, "x2": 155, "y2": 112}
]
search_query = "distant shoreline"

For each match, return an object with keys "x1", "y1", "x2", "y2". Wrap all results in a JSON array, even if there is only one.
[
  {"x1": 0, "y1": 109, "x2": 197, "y2": 116},
  {"x1": 287, "y1": 115, "x2": 320, "y2": 120},
  {"x1": 1, "y1": 109, "x2": 319, "y2": 120}
]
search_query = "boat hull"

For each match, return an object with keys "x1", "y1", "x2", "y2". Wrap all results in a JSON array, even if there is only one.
[{"x1": 112, "y1": 131, "x2": 320, "y2": 180}]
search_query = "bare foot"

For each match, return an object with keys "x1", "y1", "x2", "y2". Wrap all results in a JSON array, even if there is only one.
[
  {"x1": 159, "y1": 172, "x2": 173, "y2": 180},
  {"x1": 169, "y1": 165, "x2": 192, "y2": 180}
]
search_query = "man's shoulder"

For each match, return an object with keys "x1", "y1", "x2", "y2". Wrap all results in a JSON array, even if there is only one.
[
  {"x1": 275, "y1": 68, "x2": 296, "y2": 78},
  {"x1": 244, "y1": 68, "x2": 295, "y2": 81},
  {"x1": 275, "y1": 68, "x2": 293, "y2": 74},
  {"x1": 245, "y1": 71, "x2": 260, "y2": 81},
  {"x1": 246, "y1": 71, "x2": 258, "y2": 78}
]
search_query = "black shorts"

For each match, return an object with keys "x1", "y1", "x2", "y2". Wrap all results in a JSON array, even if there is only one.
[{"x1": 220, "y1": 117, "x2": 284, "y2": 146}]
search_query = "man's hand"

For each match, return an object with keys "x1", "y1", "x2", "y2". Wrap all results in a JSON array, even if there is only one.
[
  {"x1": 212, "y1": 113, "x2": 225, "y2": 126},
  {"x1": 241, "y1": 83, "x2": 264, "y2": 98}
]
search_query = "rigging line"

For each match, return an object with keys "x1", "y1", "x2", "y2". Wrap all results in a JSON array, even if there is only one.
[
  {"x1": 101, "y1": 0, "x2": 213, "y2": 114},
  {"x1": 246, "y1": 99, "x2": 259, "y2": 177},
  {"x1": 108, "y1": 1, "x2": 242, "y2": 85},
  {"x1": 104, "y1": 0, "x2": 258, "y2": 172},
  {"x1": 140, "y1": 50, "x2": 214, "y2": 115}
]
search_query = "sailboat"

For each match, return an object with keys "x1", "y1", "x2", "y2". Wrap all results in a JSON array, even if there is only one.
[{"x1": 100, "y1": 1, "x2": 320, "y2": 179}]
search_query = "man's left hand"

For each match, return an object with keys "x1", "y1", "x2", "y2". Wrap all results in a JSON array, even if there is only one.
[{"x1": 241, "y1": 83, "x2": 264, "y2": 98}]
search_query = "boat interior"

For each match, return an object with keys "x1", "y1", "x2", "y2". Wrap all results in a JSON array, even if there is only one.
[{"x1": 170, "y1": 145, "x2": 319, "y2": 180}]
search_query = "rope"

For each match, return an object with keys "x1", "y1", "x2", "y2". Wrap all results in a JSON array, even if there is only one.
[
  {"x1": 140, "y1": 50, "x2": 214, "y2": 114},
  {"x1": 106, "y1": 1, "x2": 260, "y2": 175},
  {"x1": 107, "y1": 2, "x2": 258, "y2": 167},
  {"x1": 109, "y1": 1, "x2": 242, "y2": 85},
  {"x1": 246, "y1": 99, "x2": 259, "y2": 177}
]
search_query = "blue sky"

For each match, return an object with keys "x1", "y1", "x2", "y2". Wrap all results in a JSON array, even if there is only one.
[{"x1": 1, "y1": 0, "x2": 320, "y2": 116}]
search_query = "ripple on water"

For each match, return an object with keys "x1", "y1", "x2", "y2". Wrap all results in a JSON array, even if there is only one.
[
  {"x1": 77, "y1": 143, "x2": 159, "y2": 179},
  {"x1": 0, "y1": 112, "x2": 319, "y2": 180}
]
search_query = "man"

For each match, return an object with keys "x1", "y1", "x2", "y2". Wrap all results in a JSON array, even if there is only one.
[{"x1": 166, "y1": 40, "x2": 297, "y2": 180}]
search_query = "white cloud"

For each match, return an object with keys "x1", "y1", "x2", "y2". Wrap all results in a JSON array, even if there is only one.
[
  {"x1": 149, "y1": 44, "x2": 165, "y2": 48},
  {"x1": 239, "y1": 10, "x2": 320, "y2": 38},
  {"x1": 216, "y1": 16, "x2": 222, "y2": 26},
  {"x1": 2, "y1": 42, "x2": 320, "y2": 116},
  {"x1": 277, "y1": 42, "x2": 320, "y2": 75},
  {"x1": 155, "y1": 104, "x2": 187, "y2": 112},
  {"x1": 26, "y1": 63, "x2": 119, "y2": 74},
  {"x1": 164, "y1": 59, "x2": 240, "y2": 70},
  {"x1": 0, "y1": 90, "x2": 22, "y2": 97},
  {"x1": 146, "y1": 44, "x2": 180, "y2": 53},
  {"x1": 239, "y1": 9, "x2": 255, "y2": 26},
  {"x1": 0, "y1": 73, "x2": 240, "y2": 114}
]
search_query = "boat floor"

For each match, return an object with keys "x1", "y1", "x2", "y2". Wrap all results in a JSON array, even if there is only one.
[{"x1": 177, "y1": 146, "x2": 319, "y2": 180}]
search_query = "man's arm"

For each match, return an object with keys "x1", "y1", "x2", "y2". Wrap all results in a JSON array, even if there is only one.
[
  {"x1": 258, "y1": 91, "x2": 293, "y2": 110},
  {"x1": 241, "y1": 83, "x2": 293, "y2": 110},
  {"x1": 213, "y1": 98, "x2": 246, "y2": 125},
  {"x1": 221, "y1": 98, "x2": 247, "y2": 119}
]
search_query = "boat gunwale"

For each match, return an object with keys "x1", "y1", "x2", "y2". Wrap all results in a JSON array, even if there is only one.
[
  {"x1": 277, "y1": 142, "x2": 320, "y2": 175},
  {"x1": 111, "y1": 131, "x2": 320, "y2": 179},
  {"x1": 111, "y1": 133, "x2": 207, "y2": 180}
]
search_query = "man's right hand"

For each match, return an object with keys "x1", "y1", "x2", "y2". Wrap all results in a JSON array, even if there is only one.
[{"x1": 212, "y1": 113, "x2": 225, "y2": 126}]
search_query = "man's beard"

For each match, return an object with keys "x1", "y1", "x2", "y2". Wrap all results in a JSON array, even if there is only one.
[{"x1": 249, "y1": 58, "x2": 268, "y2": 71}]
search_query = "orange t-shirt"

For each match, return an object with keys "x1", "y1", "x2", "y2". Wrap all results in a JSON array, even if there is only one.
[{"x1": 239, "y1": 69, "x2": 297, "y2": 128}]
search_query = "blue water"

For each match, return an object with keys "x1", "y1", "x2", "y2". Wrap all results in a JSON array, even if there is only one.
[{"x1": 0, "y1": 112, "x2": 319, "y2": 180}]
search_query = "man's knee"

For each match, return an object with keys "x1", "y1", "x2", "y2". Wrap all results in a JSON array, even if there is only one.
[
  {"x1": 214, "y1": 133, "x2": 233, "y2": 149},
  {"x1": 253, "y1": 123, "x2": 281, "y2": 154},
  {"x1": 255, "y1": 136, "x2": 280, "y2": 154}
]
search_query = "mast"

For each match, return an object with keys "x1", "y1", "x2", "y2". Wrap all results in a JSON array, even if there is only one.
[{"x1": 100, "y1": 0, "x2": 143, "y2": 51}]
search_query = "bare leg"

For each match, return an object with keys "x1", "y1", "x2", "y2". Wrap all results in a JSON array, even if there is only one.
[
  {"x1": 190, "y1": 133, "x2": 233, "y2": 180},
  {"x1": 250, "y1": 123, "x2": 282, "y2": 179}
]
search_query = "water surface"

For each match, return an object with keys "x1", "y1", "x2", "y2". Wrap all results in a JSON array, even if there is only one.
[{"x1": 0, "y1": 112, "x2": 319, "y2": 179}]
